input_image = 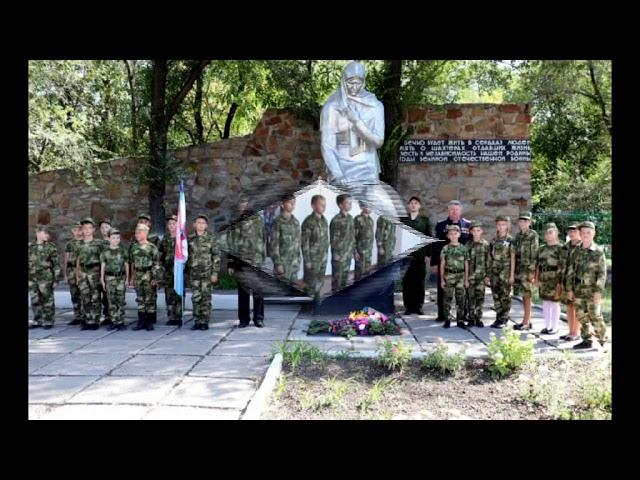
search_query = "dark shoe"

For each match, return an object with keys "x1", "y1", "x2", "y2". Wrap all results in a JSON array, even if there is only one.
[
  {"x1": 68, "y1": 319, "x2": 82, "y2": 326},
  {"x1": 435, "y1": 316, "x2": 446, "y2": 322},
  {"x1": 443, "y1": 320, "x2": 451, "y2": 329},
  {"x1": 29, "y1": 324, "x2": 42, "y2": 329},
  {"x1": 150, "y1": 312, "x2": 157, "y2": 325},
  {"x1": 404, "y1": 310, "x2": 415, "y2": 316},
  {"x1": 490, "y1": 320, "x2": 505, "y2": 328},
  {"x1": 540, "y1": 328, "x2": 550, "y2": 334},
  {"x1": 43, "y1": 325, "x2": 53, "y2": 330},
  {"x1": 238, "y1": 322, "x2": 250, "y2": 328},
  {"x1": 166, "y1": 320, "x2": 177, "y2": 326},
  {"x1": 175, "y1": 320, "x2": 183, "y2": 328},
  {"x1": 254, "y1": 320, "x2": 264, "y2": 328},
  {"x1": 456, "y1": 321, "x2": 467, "y2": 329},
  {"x1": 514, "y1": 323, "x2": 531, "y2": 331},
  {"x1": 107, "y1": 323, "x2": 119, "y2": 331},
  {"x1": 132, "y1": 312, "x2": 146, "y2": 330},
  {"x1": 573, "y1": 339, "x2": 593, "y2": 349},
  {"x1": 116, "y1": 324, "x2": 128, "y2": 331},
  {"x1": 546, "y1": 329, "x2": 559, "y2": 335},
  {"x1": 100, "y1": 319, "x2": 113, "y2": 327},
  {"x1": 563, "y1": 335, "x2": 581, "y2": 342},
  {"x1": 81, "y1": 323, "x2": 92, "y2": 330},
  {"x1": 475, "y1": 320, "x2": 485, "y2": 328},
  {"x1": 415, "y1": 309, "x2": 424, "y2": 315},
  {"x1": 200, "y1": 323, "x2": 209, "y2": 330},
  {"x1": 191, "y1": 323, "x2": 202, "y2": 330}
]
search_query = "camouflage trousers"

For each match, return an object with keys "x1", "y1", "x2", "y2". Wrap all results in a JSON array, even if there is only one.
[
  {"x1": 354, "y1": 250, "x2": 372, "y2": 281},
  {"x1": 490, "y1": 270, "x2": 512, "y2": 322},
  {"x1": 104, "y1": 275, "x2": 126, "y2": 325},
  {"x1": 79, "y1": 270, "x2": 102, "y2": 325},
  {"x1": 190, "y1": 271, "x2": 213, "y2": 324},
  {"x1": 99, "y1": 282, "x2": 110, "y2": 321},
  {"x1": 331, "y1": 257, "x2": 351, "y2": 292},
  {"x1": 377, "y1": 250, "x2": 393, "y2": 266},
  {"x1": 303, "y1": 260, "x2": 326, "y2": 299},
  {"x1": 68, "y1": 269, "x2": 83, "y2": 321},
  {"x1": 443, "y1": 273, "x2": 465, "y2": 320},
  {"x1": 467, "y1": 280, "x2": 487, "y2": 323},
  {"x1": 29, "y1": 274, "x2": 55, "y2": 325},
  {"x1": 275, "y1": 258, "x2": 299, "y2": 284},
  {"x1": 134, "y1": 270, "x2": 157, "y2": 314},
  {"x1": 575, "y1": 296, "x2": 607, "y2": 342},
  {"x1": 164, "y1": 274, "x2": 183, "y2": 321}
]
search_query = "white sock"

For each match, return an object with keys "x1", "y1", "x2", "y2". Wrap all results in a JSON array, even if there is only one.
[
  {"x1": 549, "y1": 301, "x2": 560, "y2": 331},
  {"x1": 542, "y1": 301, "x2": 552, "y2": 330}
]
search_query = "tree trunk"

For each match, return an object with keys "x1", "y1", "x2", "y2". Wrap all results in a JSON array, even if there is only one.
[
  {"x1": 149, "y1": 60, "x2": 168, "y2": 235},
  {"x1": 380, "y1": 60, "x2": 403, "y2": 187},
  {"x1": 587, "y1": 60, "x2": 612, "y2": 137},
  {"x1": 223, "y1": 102, "x2": 238, "y2": 139},
  {"x1": 194, "y1": 72, "x2": 204, "y2": 144},
  {"x1": 123, "y1": 60, "x2": 139, "y2": 153}
]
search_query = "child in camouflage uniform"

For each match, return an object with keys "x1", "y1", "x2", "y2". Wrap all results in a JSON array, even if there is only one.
[
  {"x1": 560, "y1": 223, "x2": 582, "y2": 341},
  {"x1": 100, "y1": 228, "x2": 129, "y2": 330},
  {"x1": 301, "y1": 194, "x2": 329, "y2": 300},
  {"x1": 375, "y1": 215, "x2": 396, "y2": 265},
  {"x1": 159, "y1": 214, "x2": 183, "y2": 326},
  {"x1": 354, "y1": 201, "x2": 374, "y2": 281},
  {"x1": 535, "y1": 223, "x2": 564, "y2": 335},
  {"x1": 29, "y1": 225, "x2": 61, "y2": 329},
  {"x1": 64, "y1": 222, "x2": 84, "y2": 325},
  {"x1": 513, "y1": 212, "x2": 539, "y2": 330},
  {"x1": 467, "y1": 221, "x2": 492, "y2": 327},
  {"x1": 566, "y1": 221, "x2": 607, "y2": 350},
  {"x1": 76, "y1": 217, "x2": 106, "y2": 330},
  {"x1": 129, "y1": 223, "x2": 161, "y2": 331},
  {"x1": 489, "y1": 215, "x2": 516, "y2": 328},
  {"x1": 188, "y1": 214, "x2": 220, "y2": 330},
  {"x1": 270, "y1": 194, "x2": 301, "y2": 284},
  {"x1": 439, "y1": 224, "x2": 469, "y2": 329},
  {"x1": 330, "y1": 194, "x2": 356, "y2": 292}
]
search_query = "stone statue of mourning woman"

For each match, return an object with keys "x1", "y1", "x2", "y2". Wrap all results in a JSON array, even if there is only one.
[{"x1": 320, "y1": 60, "x2": 405, "y2": 219}]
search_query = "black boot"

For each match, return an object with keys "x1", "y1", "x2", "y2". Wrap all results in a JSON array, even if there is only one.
[
  {"x1": 443, "y1": 319, "x2": 451, "y2": 328},
  {"x1": 132, "y1": 311, "x2": 145, "y2": 331},
  {"x1": 145, "y1": 313, "x2": 155, "y2": 331}
]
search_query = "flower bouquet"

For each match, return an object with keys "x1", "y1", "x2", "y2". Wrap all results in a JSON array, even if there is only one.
[{"x1": 307, "y1": 307, "x2": 401, "y2": 338}]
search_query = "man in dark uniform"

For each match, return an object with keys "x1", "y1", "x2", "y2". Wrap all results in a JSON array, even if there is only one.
[
  {"x1": 429, "y1": 200, "x2": 471, "y2": 322},
  {"x1": 401, "y1": 196, "x2": 432, "y2": 315}
]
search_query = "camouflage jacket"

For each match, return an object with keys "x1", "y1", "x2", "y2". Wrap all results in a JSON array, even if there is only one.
[
  {"x1": 330, "y1": 211, "x2": 355, "y2": 259},
  {"x1": 28, "y1": 241, "x2": 61, "y2": 280},
  {"x1": 354, "y1": 214, "x2": 374, "y2": 254},
  {"x1": 566, "y1": 242, "x2": 607, "y2": 297},
  {"x1": 159, "y1": 235, "x2": 177, "y2": 272},
  {"x1": 537, "y1": 244, "x2": 565, "y2": 297},
  {"x1": 65, "y1": 239, "x2": 83, "y2": 268},
  {"x1": 77, "y1": 239, "x2": 106, "y2": 271},
  {"x1": 128, "y1": 234, "x2": 159, "y2": 258},
  {"x1": 562, "y1": 240, "x2": 581, "y2": 289},
  {"x1": 514, "y1": 228, "x2": 539, "y2": 275},
  {"x1": 187, "y1": 231, "x2": 221, "y2": 275},
  {"x1": 129, "y1": 242, "x2": 161, "y2": 281},
  {"x1": 270, "y1": 213, "x2": 301, "y2": 267},
  {"x1": 226, "y1": 214, "x2": 265, "y2": 267},
  {"x1": 301, "y1": 213, "x2": 329, "y2": 262},
  {"x1": 441, "y1": 244, "x2": 469, "y2": 274},
  {"x1": 376, "y1": 216, "x2": 396, "y2": 252},
  {"x1": 100, "y1": 246, "x2": 128, "y2": 276},
  {"x1": 490, "y1": 234, "x2": 514, "y2": 273},
  {"x1": 468, "y1": 239, "x2": 492, "y2": 282}
]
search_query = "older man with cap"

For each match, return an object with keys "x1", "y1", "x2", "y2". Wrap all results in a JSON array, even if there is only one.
[{"x1": 430, "y1": 200, "x2": 471, "y2": 322}]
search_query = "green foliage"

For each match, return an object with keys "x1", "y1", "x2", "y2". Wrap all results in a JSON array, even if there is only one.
[
  {"x1": 421, "y1": 342, "x2": 465, "y2": 375},
  {"x1": 375, "y1": 338, "x2": 412, "y2": 372},
  {"x1": 213, "y1": 271, "x2": 237, "y2": 290},
  {"x1": 357, "y1": 377, "x2": 397, "y2": 414},
  {"x1": 306, "y1": 319, "x2": 330, "y2": 335},
  {"x1": 487, "y1": 328, "x2": 535, "y2": 378},
  {"x1": 533, "y1": 210, "x2": 611, "y2": 246},
  {"x1": 274, "y1": 341, "x2": 325, "y2": 373}
]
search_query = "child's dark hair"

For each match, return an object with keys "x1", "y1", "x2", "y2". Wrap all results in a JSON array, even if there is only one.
[
  {"x1": 311, "y1": 194, "x2": 325, "y2": 205},
  {"x1": 282, "y1": 193, "x2": 295, "y2": 202},
  {"x1": 408, "y1": 196, "x2": 421, "y2": 204},
  {"x1": 336, "y1": 194, "x2": 351, "y2": 206}
]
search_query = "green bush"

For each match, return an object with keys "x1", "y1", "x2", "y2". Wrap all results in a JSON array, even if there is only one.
[
  {"x1": 306, "y1": 320, "x2": 330, "y2": 335},
  {"x1": 421, "y1": 342, "x2": 465, "y2": 375},
  {"x1": 487, "y1": 327, "x2": 535, "y2": 378},
  {"x1": 274, "y1": 341, "x2": 325, "y2": 373},
  {"x1": 375, "y1": 338, "x2": 412, "y2": 372}
]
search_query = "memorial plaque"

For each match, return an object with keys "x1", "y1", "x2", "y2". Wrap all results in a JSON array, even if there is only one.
[{"x1": 399, "y1": 139, "x2": 531, "y2": 163}]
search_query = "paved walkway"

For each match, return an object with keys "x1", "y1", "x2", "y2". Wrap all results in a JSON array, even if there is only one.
[{"x1": 28, "y1": 288, "x2": 611, "y2": 420}]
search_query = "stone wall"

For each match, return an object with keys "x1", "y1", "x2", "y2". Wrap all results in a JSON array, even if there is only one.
[
  {"x1": 396, "y1": 104, "x2": 532, "y2": 233},
  {"x1": 28, "y1": 109, "x2": 328, "y2": 253},
  {"x1": 29, "y1": 104, "x2": 532, "y2": 255}
]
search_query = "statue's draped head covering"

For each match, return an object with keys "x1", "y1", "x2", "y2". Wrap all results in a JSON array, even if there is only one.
[{"x1": 338, "y1": 60, "x2": 377, "y2": 108}]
